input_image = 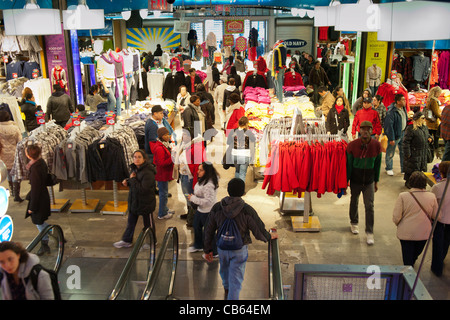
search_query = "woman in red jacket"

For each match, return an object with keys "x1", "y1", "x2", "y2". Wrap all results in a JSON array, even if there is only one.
[
  {"x1": 225, "y1": 93, "x2": 245, "y2": 136},
  {"x1": 151, "y1": 127, "x2": 175, "y2": 220},
  {"x1": 352, "y1": 97, "x2": 382, "y2": 140}
]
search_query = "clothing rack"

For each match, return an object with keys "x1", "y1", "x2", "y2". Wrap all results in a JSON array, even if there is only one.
[
  {"x1": 29, "y1": 121, "x2": 70, "y2": 212},
  {"x1": 99, "y1": 122, "x2": 129, "y2": 216},
  {"x1": 68, "y1": 124, "x2": 100, "y2": 213}
]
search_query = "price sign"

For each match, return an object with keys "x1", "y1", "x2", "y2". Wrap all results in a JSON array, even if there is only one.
[
  {"x1": 71, "y1": 112, "x2": 80, "y2": 127},
  {"x1": 35, "y1": 111, "x2": 46, "y2": 125},
  {"x1": 2, "y1": 56, "x2": 8, "y2": 63},
  {"x1": 106, "y1": 111, "x2": 115, "y2": 125}
]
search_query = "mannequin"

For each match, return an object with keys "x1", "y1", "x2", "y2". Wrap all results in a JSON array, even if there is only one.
[
  {"x1": 128, "y1": 47, "x2": 143, "y2": 106},
  {"x1": 51, "y1": 66, "x2": 67, "y2": 92},
  {"x1": 206, "y1": 32, "x2": 217, "y2": 65},
  {"x1": 248, "y1": 27, "x2": 258, "y2": 61},
  {"x1": 109, "y1": 50, "x2": 128, "y2": 117},
  {"x1": 120, "y1": 48, "x2": 135, "y2": 111},
  {"x1": 272, "y1": 40, "x2": 287, "y2": 102},
  {"x1": 97, "y1": 50, "x2": 117, "y2": 112},
  {"x1": 366, "y1": 63, "x2": 382, "y2": 95},
  {"x1": 187, "y1": 29, "x2": 198, "y2": 59},
  {"x1": 412, "y1": 51, "x2": 430, "y2": 88},
  {"x1": 162, "y1": 58, "x2": 186, "y2": 101},
  {"x1": 284, "y1": 61, "x2": 304, "y2": 87}
]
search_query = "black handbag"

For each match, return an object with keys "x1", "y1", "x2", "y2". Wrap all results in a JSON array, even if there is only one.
[{"x1": 46, "y1": 173, "x2": 58, "y2": 186}]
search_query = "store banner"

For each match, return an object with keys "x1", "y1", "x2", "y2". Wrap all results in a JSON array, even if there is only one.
[
  {"x1": 45, "y1": 27, "x2": 69, "y2": 94},
  {"x1": 235, "y1": 37, "x2": 247, "y2": 52},
  {"x1": 223, "y1": 35, "x2": 234, "y2": 47},
  {"x1": 364, "y1": 32, "x2": 388, "y2": 88},
  {"x1": 127, "y1": 27, "x2": 181, "y2": 52},
  {"x1": 225, "y1": 20, "x2": 244, "y2": 34}
]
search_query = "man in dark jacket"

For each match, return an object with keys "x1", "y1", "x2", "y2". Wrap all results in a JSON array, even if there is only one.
[
  {"x1": 46, "y1": 84, "x2": 74, "y2": 127},
  {"x1": 144, "y1": 105, "x2": 174, "y2": 162},
  {"x1": 309, "y1": 61, "x2": 331, "y2": 106},
  {"x1": 346, "y1": 121, "x2": 381, "y2": 245},
  {"x1": 203, "y1": 178, "x2": 278, "y2": 300},
  {"x1": 384, "y1": 94, "x2": 407, "y2": 176}
]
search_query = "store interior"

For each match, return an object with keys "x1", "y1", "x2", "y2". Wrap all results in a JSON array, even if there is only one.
[{"x1": 0, "y1": 0, "x2": 449, "y2": 302}]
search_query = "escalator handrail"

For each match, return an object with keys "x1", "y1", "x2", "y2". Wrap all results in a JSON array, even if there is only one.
[
  {"x1": 108, "y1": 227, "x2": 157, "y2": 300},
  {"x1": 141, "y1": 227, "x2": 178, "y2": 300},
  {"x1": 26, "y1": 224, "x2": 65, "y2": 274},
  {"x1": 268, "y1": 238, "x2": 284, "y2": 300}
]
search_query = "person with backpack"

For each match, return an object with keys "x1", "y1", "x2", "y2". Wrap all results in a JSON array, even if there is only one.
[
  {"x1": 203, "y1": 178, "x2": 278, "y2": 300},
  {"x1": 0, "y1": 241, "x2": 56, "y2": 300}
]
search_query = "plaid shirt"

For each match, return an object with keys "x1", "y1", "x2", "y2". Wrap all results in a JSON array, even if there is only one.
[{"x1": 441, "y1": 105, "x2": 450, "y2": 141}]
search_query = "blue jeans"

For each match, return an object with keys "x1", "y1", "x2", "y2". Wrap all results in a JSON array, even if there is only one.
[
  {"x1": 218, "y1": 245, "x2": 248, "y2": 300},
  {"x1": 193, "y1": 211, "x2": 217, "y2": 255},
  {"x1": 180, "y1": 175, "x2": 193, "y2": 207},
  {"x1": 385, "y1": 133, "x2": 404, "y2": 172},
  {"x1": 36, "y1": 222, "x2": 49, "y2": 241},
  {"x1": 107, "y1": 79, "x2": 123, "y2": 117},
  {"x1": 234, "y1": 155, "x2": 250, "y2": 182},
  {"x1": 273, "y1": 68, "x2": 285, "y2": 103},
  {"x1": 124, "y1": 74, "x2": 133, "y2": 111},
  {"x1": 157, "y1": 181, "x2": 169, "y2": 218},
  {"x1": 443, "y1": 140, "x2": 450, "y2": 161}
]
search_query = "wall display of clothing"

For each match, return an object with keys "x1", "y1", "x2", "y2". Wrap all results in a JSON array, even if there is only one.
[
  {"x1": 0, "y1": 77, "x2": 28, "y2": 99},
  {"x1": 147, "y1": 71, "x2": 165, "y2": 100},
  {"x1": 377, "y1": 79, "x2": 410, "y2": 112},
  {"x1": 162, "y1": 70, "x2": 186, "y2": 101},
  {"x1": 6, "y1": 60, "x2": 24, "y2": 81},
  {"x1": 10, "y1": 122, "x2": 68, "y2": 181},
  {"x1": 0, "y1": 95, "x2": 26, "y2": 133},
  {"x1": 0, "y1": 33, "x2": 42, "y2": 54},
  {"x1": 242, "y1": 71, "x2": 267, "y2": 90},
  {"x1": 24, "y1": 78, "x2": 52, "y2": 112},
  {"x1": 262, "y1": 137, "x2": 348, "y2": 198}
]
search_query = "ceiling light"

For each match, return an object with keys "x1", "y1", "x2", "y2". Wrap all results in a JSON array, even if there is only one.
[
  {"x1": 122, "y1": 11, "x2": 132, "y2": 20},
  {"x1": 140, "y1": 9, "x2": 149, "y2": 19}
]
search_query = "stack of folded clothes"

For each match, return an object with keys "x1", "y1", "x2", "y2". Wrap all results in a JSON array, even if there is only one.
[{"x1": 243, "y1": 86, "x2": 271, "y2": 104}]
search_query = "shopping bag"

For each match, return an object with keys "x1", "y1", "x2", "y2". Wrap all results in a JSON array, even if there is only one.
[{"x1": 380, "y1": 134, "x2": 388, "y2": 153}]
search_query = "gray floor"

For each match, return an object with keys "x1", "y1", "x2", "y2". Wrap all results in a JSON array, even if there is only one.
[{"x1": 2, "y1": 106, "x2": 449, "y2": 301}]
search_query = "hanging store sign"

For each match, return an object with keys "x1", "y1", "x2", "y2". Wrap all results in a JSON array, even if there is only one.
[
  {"x1": 149, "y1": 0, "x2": 173, "y2": 12},
  {"x1": 223, "y1": 35, "x2": 234, "y2": 47},
  {"x1": 284, "y1": 39, "x2": 307, "y2": 49},
  {"x1": 235, "y1": 37, "x2": 247, "y2": 52},
  {"x1": 225, "y1": 20, "x2": 244, "y2": 34},
  {"x1": 364, "y1": 32, "x2": 388, "y2": 88}
]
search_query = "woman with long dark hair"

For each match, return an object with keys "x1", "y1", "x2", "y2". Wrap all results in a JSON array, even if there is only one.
[
  {"x1": 187, "y1": 162, "x2": 219, "y2": 256},
  {"x1": 114, "y1": 150, "x2": 157, "y2": 248}
]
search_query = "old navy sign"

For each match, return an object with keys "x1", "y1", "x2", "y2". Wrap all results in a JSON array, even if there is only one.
[{"x1": 284, "y1": 39, "x2": 307, "y2": 48}]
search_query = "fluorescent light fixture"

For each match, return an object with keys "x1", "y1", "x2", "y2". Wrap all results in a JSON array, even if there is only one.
[
  {"x1": 140, "y1": 9, "x2": 149, "y2": 19},
  {"x1": 306, "y1": 10, "x2": 315, "y2": 18},
  {"x1": 153, "y1": 10, "x2": 161, "y2": 18},
  {"x1": 334, "y1": 0, "x2": 380, "y2": 32},
  {"x1": 122, "y1": 11, "x2": 132, "y2": 20},
  {"x1": 378, "y1": 1, "x2": 450, "y2": 41},
  {"x1": 63, "y1": 3, "x2": 105, "y2": 30},
  {"x1": 3, "y1": 9, "x2": 61, "y2": 35}
]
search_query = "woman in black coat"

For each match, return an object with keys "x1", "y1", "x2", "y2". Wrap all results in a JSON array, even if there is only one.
[
  {"x1": 403, "y1": 112, "x2": 432, "y2": 188},
  {"x1": 21, "y1": 92, "x2": 42, "y2": 132},
  {"x1": 114, "y1": 150, "x2": 157, "y2": 248},
  {"x1": 325, "y1": 96, "x2": 350, "y2": 140},
  {"x1": 25, "y1": 145, "x2": 51, "y2": 256}
]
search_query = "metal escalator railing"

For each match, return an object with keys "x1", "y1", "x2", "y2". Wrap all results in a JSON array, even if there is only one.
[
  {"x1": 108, "y1": 227, "x2": 157, "y2": 300},
  {"x1": 141, "y1": 227, "x2": 178, "y2": 300},
  {"x1": 268, "y1": 237, "x2": 284, "y2": 300},
  {"x1": 26, "y1": 224, "x2": 65, "y2": 273}
]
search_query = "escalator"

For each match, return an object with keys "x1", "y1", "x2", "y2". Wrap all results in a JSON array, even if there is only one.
[
  {"x1": 26, "y1": 224, "x2": 65, "y2": 274},
  {"x1": 140, "y1": 227, "x2": 284, "y2": 300}
]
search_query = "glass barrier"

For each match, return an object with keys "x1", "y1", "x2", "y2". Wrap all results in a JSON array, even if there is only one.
[
  {"x1": 141, "y1": 227, "x2": 178, "y2": 300},
  {"x1": 26, "y1": 224, "x2": 65, "y2": 273},
  {"x1": 268, "y1": 238, "x2": 284, "y2": 300}
]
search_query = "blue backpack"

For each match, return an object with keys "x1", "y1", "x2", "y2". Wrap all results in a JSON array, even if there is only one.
[{"x1": 216, "y1": 206, "x2": 245, "y2": 251}]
